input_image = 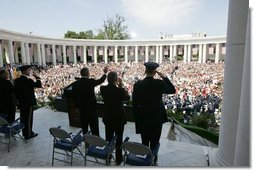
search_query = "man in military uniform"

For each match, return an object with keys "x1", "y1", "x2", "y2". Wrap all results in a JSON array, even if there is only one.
[
  {"x1": 14, "y1": 65, "x2": 42, "y2": 140},
  {"x1": 132, "y1": 62, "x2": 176, "y2": 163}
]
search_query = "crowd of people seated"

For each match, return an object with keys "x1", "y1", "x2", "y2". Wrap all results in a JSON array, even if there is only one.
[{"x1": 2, "y1": 61, "x2": 224, "y2": 118}]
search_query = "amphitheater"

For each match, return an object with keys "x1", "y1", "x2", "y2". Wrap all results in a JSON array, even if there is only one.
[
  {"x1": 0, "y1": 0, "x2": 250, "y2": 167},
  {"x1": 0, "y1": 28, "x2": 226, "y2": 67}
]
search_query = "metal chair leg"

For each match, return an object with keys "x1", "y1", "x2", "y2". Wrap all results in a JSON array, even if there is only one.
[
  {"x1": 71, "y1": 152, "x2": 73, "y2": 166},
  {"x1": 52, "y1": 147, "x2": 55, "y2": 166},
  {"x1": 65, "y1": 151, "x2": 70, "y2": 156},
  {"x1": 84, "y1": 153, "x2": 87, "y2": 166},
  {"x1": 8, "y1": 133, "x2": 11, "y2": 152}
]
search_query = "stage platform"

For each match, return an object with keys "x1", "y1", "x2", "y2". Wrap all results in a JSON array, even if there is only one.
[{"x1": 0, "y1": 107, "x2": 215, "y2": 167}]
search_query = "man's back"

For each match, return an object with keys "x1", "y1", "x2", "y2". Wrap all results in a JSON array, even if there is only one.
[
  {"x1": 0, "y1": 78, "x2": 15, "y2": 113},
  {"x1": 73, "y1": 78, "x2": 97, "y2": 110},
  {"x1": 14, "y1": 75, "x2": 41, "y2": 106},
  {"x1": 0, "y1": 78, "x2": 14, "y2": 101},
  {"x1": 133, "y1": 76, "x2": 176, "y2": 130},
  {"x1": 100, "y1": 84, "x2": 130, "y2": 125},
  {"x1": 72, "y1": 74, "x2": 106, "y2": 111},
  {"x1": 133, "y1": 77, "x2": 167, "y2": 124}
]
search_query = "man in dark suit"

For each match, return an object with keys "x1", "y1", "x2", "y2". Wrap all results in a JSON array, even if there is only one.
[
  {"x1": 132, "y1": 62, "x2": 176, "y2": 163},
  {"x1": 72, "y1": 66, "x2": 108, "y2": 136},
  {"x1": 14, "y1": 65, "x2": 42, "y2": 140},
  {"x1": 100, "y1": 71, "x2": 130, "y2": 165},
  {"x1": 0, "y1": 69, "x2": 16, "y2": 123}
]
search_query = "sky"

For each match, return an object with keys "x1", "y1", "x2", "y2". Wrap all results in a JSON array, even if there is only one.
[{"x1": 0, "y1": 0, "x2": 229, "y2": 39}]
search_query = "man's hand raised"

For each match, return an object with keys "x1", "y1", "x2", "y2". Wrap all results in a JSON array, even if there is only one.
[
  {"x1": 156, "y1": 70, "x2": 166, "y2": 78},
  {"x1": 103, "y1": 66, "x2": 109, "y2": 74}
]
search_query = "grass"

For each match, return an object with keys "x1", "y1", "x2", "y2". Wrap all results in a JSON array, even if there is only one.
[
  {"x1": 171, "y1": 117, "x2": 219, "y2": 145},
  {"x1": 167, "y1": 109, "x2": 219, "y2": 145}
]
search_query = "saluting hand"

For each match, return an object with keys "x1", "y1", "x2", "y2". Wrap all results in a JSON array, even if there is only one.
[
  {"x1": 156, "y1": 70, "x2": 166, "y2": 78},
  {"x1": 33, "y1": 72, "x2": 40, "y2": 79},
  {"x1": 103, "y1": 66, "x2": 109, "y2": 74},
  {"x1": 117, "y1": 77, "x2": 123, "y2": 88}
]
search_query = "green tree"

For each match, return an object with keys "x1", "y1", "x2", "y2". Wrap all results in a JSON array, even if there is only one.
[
  {"x1": 98, "y1": 14, "x2": 130, "y2": 40},
  {"x1": 64, "y1": 14, "x2": 130, "y2": 40},
  {"x1": 94, "y1": 32, "x2": 106, "y2": 39},
  {"x1": 79, "y1": 30, "x2": 94, "y2": 39},
  {"x1": 64, "y1": 31, "x2": 79, "y2": 39}
]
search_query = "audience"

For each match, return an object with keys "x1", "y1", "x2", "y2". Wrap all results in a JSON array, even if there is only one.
[{"x1": 1, "y1": 61, "x2": 224, "y2": 124}]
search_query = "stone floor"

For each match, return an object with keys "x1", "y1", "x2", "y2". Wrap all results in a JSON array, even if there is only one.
[{"x1": 0, "y1": 107, "x2": 213, "y2": 167}]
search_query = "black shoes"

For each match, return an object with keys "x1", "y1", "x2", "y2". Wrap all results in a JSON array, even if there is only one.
[
  {"x1": 153, "y1": 156, "x2": 158, "y2": 166},
  {"x1": 31, "y1": 133, "x2": 38, "y2": 138},
  {"x1": 116, "y1": 156, "x2": 123, "y2": 166},
  {"x1": 116, "y1": 160, "x2": 123, "y2": 166},
  {"x1": 24, "y1": 132, "x2": 38, "y2": 140}
]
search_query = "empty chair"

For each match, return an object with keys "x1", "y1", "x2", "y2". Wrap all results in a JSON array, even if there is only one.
[
  {"x1": 0, "y1": 116, "x2": 26, "y2": 152},
  {"x1": 121, "y1": 137, "x2": 160, "y2": 166},
  {"x1": 83, "y1": 133, "x2": 117, "y2": 166},
  {"x1": 49, "y1": 126, "x2": 85, "y2": 166}
]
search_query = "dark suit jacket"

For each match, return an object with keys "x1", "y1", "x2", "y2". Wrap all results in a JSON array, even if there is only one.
[
  {"x1": 72, "y1": 74, "x2": 106, "y2": 114},
  {"x1": 100, "y1": 84, "x2": 130, "y2": 126},
  {"x1": 132, "y1": 77, "x2": 176, "y2": 134},
  {"x1": 14, "y1": 75, "x2": 42, "y2": 106},
  {"x1": 0, "y1": 78, "x2": 16, "y2": 113}
]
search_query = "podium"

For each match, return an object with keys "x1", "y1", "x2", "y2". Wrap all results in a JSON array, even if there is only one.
[
  {"x1": 63, "y1": 83, "x2": 135, "y2": 128},
  {"x1": 63, "y1": 83, "x2": 81, "y2": 127}
]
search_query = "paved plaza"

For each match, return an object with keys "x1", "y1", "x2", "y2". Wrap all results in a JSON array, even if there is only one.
[{"x1": 0, "y1": 107, "x2": 214, "y2": 167}]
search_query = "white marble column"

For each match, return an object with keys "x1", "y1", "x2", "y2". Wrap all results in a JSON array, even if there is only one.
[
  {"x1": 62, "y1": 45, "x2": 67, "y2": 65},
  {"x1": 104, "y1": 46, "x2": 108, "y2": 64},
  {"x1": 8, "y1": 40, "x2": 14, "y2": 65},
  {"x1": 52, "y1": 44, "x2": 56, "y2": 65},
  {"x1": 215, "y1": 43, "x2": 222, "y2": 63},
  {"x1": 25, "y1": 43, "x2": 30, "y2": 65},
  {"x1": 114, "y1": 46, "x2": 118, "y2": 63},
  {"x1": 20, "y1": 42, "x2": 26, "y2": 64},
  {"x1": 145, "y1": 46, "x2": 149, "y2": 62},
  {"x1": 124, "y1": 46, "x2": 128, "y2": 63},
  {"x1": 83, "y1": 46, "x2": 87, "y2": 64},
  {"x1": 198, "y1": 44, "x2": 203, "y2": 63},
  {"x1": 93, "y1": 46, "x2": 97, "y2": 64},
  {"x1": 159, "y1": 46, "x2": 163, "y2": 63},
  {"x1": 36, "y1": 43, "x2": 42, "y2": 65},
  {"x1": 134, "y1": 46, "x2": 138, "y2": 63},
  {"x1": 0, "y1": 42, "x2": 3, "y2": 67},
  {"x1": 169, "y1": 45, "x2": 173, "y2": 61},
  {"x1": 5, "y1": 47, "x2": 10, "y2": 64},
  {"x1": 41, "y1": 44, "x2": 46, "y2": 65},
  {"x1": 155, "y1": 45, "x2": 159, "y2": 63},
  {"x1": 202, "y1": 44, "x2": 207, "y2": 63},
  {"x1": 14, "y1": 46, "x2": 19, "y2": 64},
  {"x1": 215, "y1": 0, "x2": 249, "y2": 166},
  {"x1": 73, "y1": 45, "x2": 77, "y2": 65},
  {"x1": 173, "y1": 45, "x2": 177, "y2": 58},
  {"x1": 187, "y1": 45, "x2": 192, "y2": 62},
  {"x1": 183, "y1": 45, "x2": 187, "y2": 63},
  {"x1": 234, "y1": 10, "x2": 250, "y2": 166}
]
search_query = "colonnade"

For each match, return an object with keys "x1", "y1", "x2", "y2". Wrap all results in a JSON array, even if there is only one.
[{"x1": 0, "y1": 35, "x2": 226, "y2": 67}]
